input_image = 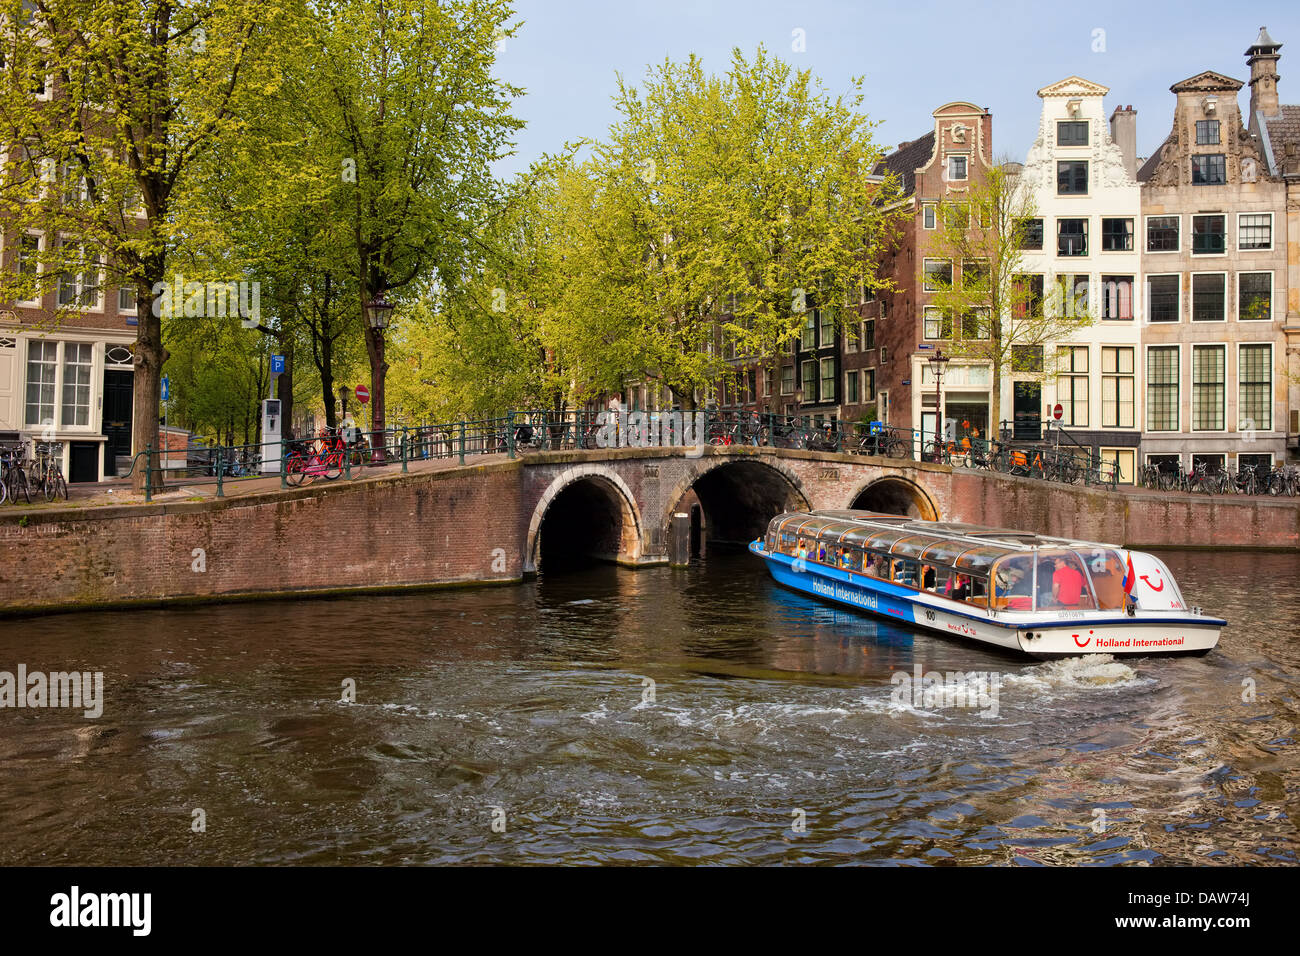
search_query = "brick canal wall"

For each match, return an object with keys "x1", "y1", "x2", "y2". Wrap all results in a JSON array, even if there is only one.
[
  {"x1": 0, "y1": 460, "x2": 526, "y2": 615},
  {"x1": 0, "y1": 448, "x2": 1296, "y2": 615}
]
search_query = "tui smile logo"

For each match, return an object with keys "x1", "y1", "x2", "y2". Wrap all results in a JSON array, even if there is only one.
[{"x1": 1140, "y1": 572, "x2": 1164, "y2": 592}]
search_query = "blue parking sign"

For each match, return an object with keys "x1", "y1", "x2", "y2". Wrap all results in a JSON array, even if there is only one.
[{"x1": 271, "y1": 354, "x2": 285, "y2": 375}]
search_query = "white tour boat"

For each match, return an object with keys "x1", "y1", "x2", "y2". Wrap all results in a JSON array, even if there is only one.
[{"x1": 749, "y1": 510, "x2": 1224, "y2": 658}]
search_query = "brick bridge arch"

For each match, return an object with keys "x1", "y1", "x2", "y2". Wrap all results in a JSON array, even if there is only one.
[
  {"x1": 845, "y1": 475, "x2": 940, "y2": 520},
  {"x1": 524, "y1": 464, "x2": 645, "y2": 573},
  {"x1": 658, "y1": 455, "x2": 813, "y2": 546}
]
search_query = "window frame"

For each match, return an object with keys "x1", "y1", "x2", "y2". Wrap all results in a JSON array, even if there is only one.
[
  {"x1": 922, "y1": 258, "x2": 953, "y2": 293},
  {"x1": 1191, "y1": 343, "x2": 1226, "y2": 433},
  {"x1": 1236, "y1": 212, "x2": 1273, "y2": 252},
  {"x1": 947, "y1": 154, "x2": 968, "y2": 181},
  {"x1": 1100, "y1": 217, "x2": 1134, "y2": 252},
  {"x1": 1190, "y1": 214, "x2": 1227, "y2": 256},
  {"x1": 1146, "y1": 274, "x2": 1180, "y2": 324},
  {"x1": 1194, "y1": 119, "x2": 1221, "y2": 145},
  {"x1": 1237, "y1": 342, "x2": 1272, "y2": 432},
  {"x1": 1100, "y1": 275, "x2": 1134, "y2": 321},
  {"x1": 1145, "y1": 215, "x2": 1180, "y2": 254},
  {"x1": 1056, "y1": 160, "x2": 1089, "y2": 195},
  {"x1": 1101, "y1": 346, "x2": 1135, "y2": 429},
  {"x1": 1057, "y1": 120, "x2": 1089, "y2": 147},
  {"x1": 1146, "y1": 345, "x2": 1181, "y2": 432},
  {"x1": 1237, "y1": 271, "x2": 1273, "y2": 322},
  {"x1": 1190, "y1": 154, "x2": 1227, "y2": 185},
  {"x1": 922, "y1": 203, "x2": 936, "y2": 230},
  {"x1": 1055, "y1": 345, "x2": 1090, "y2": 428},
  {"x1": 1057, "y1": 217, "x2": 1088, "y2": 257},
  {"x1": 1190, "y1": 271, "x2": 1227, "y2": 323}
]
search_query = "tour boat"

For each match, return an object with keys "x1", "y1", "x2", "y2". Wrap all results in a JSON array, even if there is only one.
[{"x1": 749, "y1": 510, "x2": 1224, "y2": 658}]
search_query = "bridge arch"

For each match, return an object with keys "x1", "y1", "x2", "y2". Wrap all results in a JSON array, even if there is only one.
[
  {"x1": 847, "y1": 475, "x2": 939, "y2": 520},
  {"x1": 662, "y1": 456, "x2": 812, "y2": 549},
  {"x1": 526, "y1": 465, "x2": 644, "y2": 573}
]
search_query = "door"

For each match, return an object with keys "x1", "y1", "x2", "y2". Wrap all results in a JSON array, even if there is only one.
[
  {"x1": 102, "y1": 369, "x2": 133, "y2": 475},
  {"x1": 69, "y1": 442, "x2": 98, "y2": 483},
  {"x1": 1012, "y1": 382, "x2": 1042, "y2": 441}
]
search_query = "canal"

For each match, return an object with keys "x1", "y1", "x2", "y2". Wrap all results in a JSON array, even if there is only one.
[{"x1": 0, "y1": 549, "x2": 1296, "y2": 865}]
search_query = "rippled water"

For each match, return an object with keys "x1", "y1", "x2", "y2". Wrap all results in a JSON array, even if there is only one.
[{"x1": 0, "y1": 549, "x2": 1296, "y2": 865}]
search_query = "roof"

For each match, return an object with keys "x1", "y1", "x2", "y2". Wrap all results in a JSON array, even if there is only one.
[
  {"x1": 874, "y1": 131, "x2": 935, "y2": 198},
  {"x1": 1136, "y1": 138, "x2": 1167, "y2": 182},
  {"x1": 1246, "y1": 26, "x2": 1280, "y2": 53},
  {"x1": 1262, "y1": 105, "x2": 1300, "y2": 167}
]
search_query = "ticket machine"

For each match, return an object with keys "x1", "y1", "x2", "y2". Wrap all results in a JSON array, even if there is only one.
[{"x1": 261, "y1": 399, "x2": 282, "y2": 474}]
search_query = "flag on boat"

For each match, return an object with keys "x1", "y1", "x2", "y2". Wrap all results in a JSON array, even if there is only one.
[{"x1": 1122, "y1": 551, "x2": 1136, "y2": 596}]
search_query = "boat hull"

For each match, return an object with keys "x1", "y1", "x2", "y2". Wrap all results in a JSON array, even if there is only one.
[{"x1": 750, "y1": 541, "x2": 1222, "y2": 659}]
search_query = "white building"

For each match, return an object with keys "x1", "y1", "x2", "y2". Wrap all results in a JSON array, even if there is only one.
[{"x1": 1010, "y1": 77, "x2": 1144, "y2": 483}]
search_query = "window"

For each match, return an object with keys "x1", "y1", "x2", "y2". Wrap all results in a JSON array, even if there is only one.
[
  {"x1": 861, "y1": 319, "x2": 875, "y2": 350},
  {"x1": 1101, "y1": 218, "x2": 1133, "y2": 251},
  {"x1": 845, "y1": 324, "x2": 857, "y2": 353},
  {"x1": 1238, "y1": 345, "x2": 1272, "y2": 431},
  {"x1": 1195, "y1": 120, "x2": 1220, "y2": 145},
  {"x1": 60, "y1": 161, "x2": 86, "y2": 206},
  {"x1": 947, "y1": 155, "x2": 967, "y2": 180},
  {"x1": 845, "y1": 370, "x2": 859, "y2": 403},
  {"x1": 1100, "y1": 449, "x2": 1136, "y2": 485},
  {"x1": 864, "y1": 368, "x2": 876, "y2": 402},
  {"x1": 1057, "y1": 218, "x2": 1087, "y2": 256},
  {"x1": 1058, "y1": 121, "x2": 1088, "y2": 146},
  {"x1": 960, "y1": 309, "x2": 989, "y2": 340},
  {"x1": 56, "y1": 240, "x2": 100, "y2": 308},
  {"x1": 922, "y1": 204, "x2": 936, "y2": 229},
  {"x1": 1147, "y1": 275, "x2": 1179, "y2": 323},
  {"x1": 818, "y1": 308, "x2": 834, "y2": 348},
  {"x1": 801, "y1": 359, "x2": 817, "y2": 398},
  {"x1": 1191, "y1": 273, "x2": 1225, "y2": 322},
  {"x1": 1191, "y1": 154, "x2": 1226, "y2": 185},
  {"x1": 1056, "y1": 346, "x2": 1089, "y2": 427},
  {"x1": 780, "y1": 364, "x2": 794, "y2": 395},
  {"x1": 880, "y1": 347, "x2": 888, "y2": 364},
  {"x1": 1192, "y1": 345, "x2": 1225, "y2": 431},
  {"x1": 61, "y1": 342, "x2": 93, "y2": 426},
  {"x1": 1238, "y1": 272, "x2": 1272, "y2": 321},
  {"x1": 878, "y1": 390, "x2": 889, "y2": 423},
  {"x1": 1100, "y1": 276, "x2": 1133, "y2": 320},
  {"x1": 800, "y1": 315, "x2": 815, "y2": 350},
  {"x1": 118, "y1": 286, "x2": 137, "y2": 314},
  {"x1": 1239, "y1": 453, "x2": 1272, "y2": 475},
  {"x1": 1102, "y1": 347, "x2": 1135, "y2": 428},
  {"x1": 944, "y1": 203, "x2": 970, "y2": 230},
  {"x1": 1146, "y1": 215, "x2": 1179, "y2": 252},
  {"x1": 1147, "y1": 347, "x2": 1179, "y2": 431},
  {"x1": 820, "y1": 358, "x2": 835, "y2": 402},
  {"x1": 16, "y1": 234, "x2": 41, "y2": 304},
  {"x1": 24, "y1": 340, "x2": 58, "y2": 426},
  {"x1": 1011, "y1": 345, "x2": 1043, "y2": 372},
  {"x1": 1013, "y1": 274, "x2": 1045, "y2": 320},
  {"x1": 923, "y1": 259, "x2": 952, "y2": 292},
  {"x1": 961, "y1": 259, "x2": 988, "y2": 291},
  {"x1": 1057, "y1": 161, "x2": 1088, "y2": 194},
  {"x1": 764, "y1": 368, "x2": 774, "y2": 398},
  {"x1": 1019, "y1": 218, "x2": 1044, "y2": 250},
  {"x1": 1238, "y1": 214, "x2": 1272, "y2": 251},
  {"x1": 1191, "y1": 215, "x2": 1225, "y2": 255},
  {"x1": 923, "y1": 306, "x2": 950, "y2": 341},
  {"x1": 1057, "y1": 275, "x2": 1089, "y2": 318}
]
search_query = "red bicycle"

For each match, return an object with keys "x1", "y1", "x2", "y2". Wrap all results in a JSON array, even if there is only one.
[{"x1": 285, "y1": 429, "x2": 345, "y2": 485}]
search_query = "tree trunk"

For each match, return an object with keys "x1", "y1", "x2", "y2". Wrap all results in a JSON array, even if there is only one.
[
  {"x1": 131, "y1": 273, "x2": 165, "y2": 494},
  {"x1": 364, "y1": 321, "x2": 388, "y2": 458}
]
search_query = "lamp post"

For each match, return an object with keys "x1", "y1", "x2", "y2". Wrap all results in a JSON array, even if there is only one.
[
  {"x1": 928, "y1": 348, "x2": 950, "y2": 461},
  {"x1": 364, "y1": 293, "x2": 395, "y2": 461},
  {"x1": 339, "y1": 385, "x2": 350, "y2": 420}
]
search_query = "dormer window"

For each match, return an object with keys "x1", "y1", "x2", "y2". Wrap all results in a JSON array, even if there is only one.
[
  {"x1": 1058, "y1": 121, "x2": 1088, "y2": 146},
  {"x1": 1195, "y1": 120, "x2": 1220, "y2": 145},
  {"x1": 947, "y1": 155, "x2": 968, "y2": 181},
  {"x1": 1191, "y1": 154, "x2": 1226, "y2": 185}
]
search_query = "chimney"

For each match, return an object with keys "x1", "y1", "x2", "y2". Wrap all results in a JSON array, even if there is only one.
[
  {"x1": 1246, "y1": 26, "x2": 1282, "y2": 120},
  {"x1": 1109, "y1": 105, "x2": 1137, "y2": 180}
]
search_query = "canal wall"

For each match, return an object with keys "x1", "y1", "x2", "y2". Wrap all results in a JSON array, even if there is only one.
[{"x1": 0, "y1": 447, "x2": 1297, "y2": 615}]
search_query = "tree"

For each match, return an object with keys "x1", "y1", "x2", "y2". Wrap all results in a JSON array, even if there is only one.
[
  {"x1": 923, "y1": 160, "x2": 1093, "y2": 435},
  {"x1": 0, "y1": 0, "x2": 298, "y2": 491}
]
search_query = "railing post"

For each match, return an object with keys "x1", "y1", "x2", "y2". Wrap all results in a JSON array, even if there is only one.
[
  {"x1": 507, "y1": 412, "x2": 516, "y2": 460},
  {"x1": 280, "y1": 436, "x2": 288, "y2": 489},
  {"x1": 401, "y1": 426, "x2": 408, "y2": 474},
  {"x1": 216, "y1": 446, "x2": 224, "y2": 498},
  {"x1": 144, "y1": 443, "x2": 153, "y2": 503}
]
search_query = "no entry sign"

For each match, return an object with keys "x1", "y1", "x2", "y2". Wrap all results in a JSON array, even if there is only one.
[
  {"x1": 1052, "y1": 403, "x2": 1063, "y2": 421},
  {"x1": 355, "y1": 385, "x2": 370, "y2": 404}
]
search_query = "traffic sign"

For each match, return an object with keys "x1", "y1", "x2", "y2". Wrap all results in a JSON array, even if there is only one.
[
  {"x1": 271, "y1": 354, "x2": 285, "y2": 375},
  {"x1": 355, "y1": 384, "x2": 370, "y2": 404},
  {"x1": 1052, "y1": 403, "x2": 1064, "y2": 421},
  {"x1": 161, "y1": 376, "x2": 169, "y2": 402}
]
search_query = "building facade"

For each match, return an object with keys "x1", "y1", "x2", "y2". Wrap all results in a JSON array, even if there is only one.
[
  {"x1": 1012, "y1": 77, "x2": 1145, "y2": 483},
  {"x1": 1137, "y1": 61, "x2": 1289, "y2": 475}
]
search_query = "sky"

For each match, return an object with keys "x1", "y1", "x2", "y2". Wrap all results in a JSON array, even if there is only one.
[{"x1": 491, "y1": 0, "x2": 1300, "y2": 179}]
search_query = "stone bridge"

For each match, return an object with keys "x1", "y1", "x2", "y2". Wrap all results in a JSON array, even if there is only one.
[{"x1": 2, "y1": 445, "x2": 1298, "y2": 615}]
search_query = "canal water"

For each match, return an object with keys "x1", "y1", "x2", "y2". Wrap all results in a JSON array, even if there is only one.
[{"x1": 0, "y1": 549, "x2": 1296, "y2": 865}]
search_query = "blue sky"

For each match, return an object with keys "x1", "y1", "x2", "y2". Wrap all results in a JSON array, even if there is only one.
[{"x1": 492, "y1": 0, "x2": 1300, "y2": 178}]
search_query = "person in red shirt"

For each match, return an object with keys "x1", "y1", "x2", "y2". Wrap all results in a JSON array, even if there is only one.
[{"x1": 1051, "y1": 556, "x2": 1086, "y2": 607}]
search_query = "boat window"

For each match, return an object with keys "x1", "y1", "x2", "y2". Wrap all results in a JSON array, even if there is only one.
[
  {"x1": 863, "y1": 550, "x2": 891, "y2": 579},
  {"x1": 842, "y1": 547, "x2": 864, "y2": 572},
  {"x1": 1034, "y1": 551, "x2": 1097, "y2": 610},
  {"x1": 1076, "y1": 548, "x2": 1126, "y2": 610},
  {"x1": 991, "y1": 554, "x2": 1035, "y2": 610},
  {"x1": 779, "y1": 531, "x2": 799, "y2": 556},
  {"x1": 920, "y1": 539, "x2": 972, "y2": 566},
  {"x1": 953, "y1": 545, "x2": 1011, "y2": 575},
  {"x1": 864, "y1": 528, "x2": 914, "y2": 552},
  {"x1": 889, "y1": 534, "x2": 935, "y2": 559},
  {"x1": 892, "y1": 557, "x2": 920, "y2": 587}
]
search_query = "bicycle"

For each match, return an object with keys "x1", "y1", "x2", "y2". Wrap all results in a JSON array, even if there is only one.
[
  {"x1": 285, "y1": 430, "x2": 345, "y2": 485},
  {"x1": 1187, "y1": 460, "x2": 1216, "y2": 495},
  {"x1": 1, "y1": 444, "x2": 32, "y2": 504},
  {"x1": 28, "y1": 442, "x2": 68, "y2": 501},
  {"x1": 857, "y1": 428, "x2": 909, "y2": 459}
]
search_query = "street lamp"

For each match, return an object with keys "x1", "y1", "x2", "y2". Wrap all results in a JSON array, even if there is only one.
[
  {"x1": 927, "y1": 348, "x2": 951, "y2": 461},
  {"x1": 363, "y1": 293, "x2": 395, "y2": 460},
  {"x1": 339, "y1": 385, "x2": 350, "y2": 419}
]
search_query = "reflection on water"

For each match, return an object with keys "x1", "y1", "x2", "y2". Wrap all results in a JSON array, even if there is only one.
[{"x1": 0, "y1": 548, "x2": 1296, "y2": 865}]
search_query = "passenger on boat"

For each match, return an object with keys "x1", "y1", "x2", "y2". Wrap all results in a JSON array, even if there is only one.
[
  {"x1": 1051, "y1": 555, "x2": 1086, "y2": 607},
  {"x1": 949, "y1": 574, "x2": 970, "y2": 602},
  {"x1": 796, "y1": 540, "x2": 809, "y2": 560},
  {"x1": 921, "y1": 564, "x2": 937, "y2": 590}
]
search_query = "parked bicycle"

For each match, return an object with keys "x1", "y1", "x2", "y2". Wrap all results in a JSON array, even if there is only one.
[
  {"x1": 285, "y1": 430, "x2": 345, "y2": 485},
  {"x1": 0, "y1": 444, "x2": 30, "y2": 505},
  {"x1": 29, "y1": 442, "x2": 67, "y2": 502}
]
